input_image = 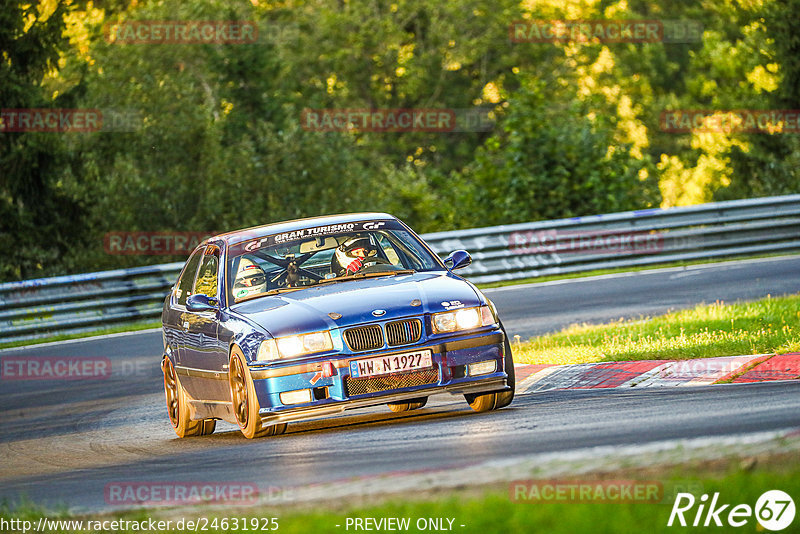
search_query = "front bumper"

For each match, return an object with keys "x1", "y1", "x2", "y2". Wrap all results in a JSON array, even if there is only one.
[
  {"x1": 257, "y1": 377, "x2": 507, "y2": 424},
  {"x1": 250, "y1": 330, "x2": 508, "y2": 424}
]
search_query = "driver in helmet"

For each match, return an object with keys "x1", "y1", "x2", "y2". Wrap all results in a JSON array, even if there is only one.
[
  {"x1": 332, "y1": 235, "x2": 379, "y2": 276},
  {"x1": 233, "y1": 258, "x2": 267, "y2": 299}
]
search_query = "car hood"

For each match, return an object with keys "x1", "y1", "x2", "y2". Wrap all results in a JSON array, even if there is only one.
[{"x1": 228, "y1": 272, "x2": 482, "y2": 338}]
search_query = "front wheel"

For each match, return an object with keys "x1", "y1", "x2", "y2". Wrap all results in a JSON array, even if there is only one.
[
  {"x1": 229, "y1": 347, "x2": 288, "y2": 439},
  {"x1": 464, "y1": 327, "x2": 515, "y2": 412},
  {"x1": 387, "y1": 397, "x2": 428, "y2": 412},
  {"x1": 494, "y1": 331, "x2": 515, "y2": 409},
  {"x1": 163, "y1": 357, "x2": 216, "y2": 437}
]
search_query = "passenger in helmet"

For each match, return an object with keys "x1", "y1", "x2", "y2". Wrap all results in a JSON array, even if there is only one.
[
  {"x1": 332, "y1": 235, "x2": 379, "y2": 276},
  {"x1": 233, "y1": 258, "x2": 267, "y2": 299}
]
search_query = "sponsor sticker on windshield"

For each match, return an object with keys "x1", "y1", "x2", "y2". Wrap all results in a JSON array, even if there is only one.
[{"x1": 231, "y1": 220, "x2": 402, "y2": 254}]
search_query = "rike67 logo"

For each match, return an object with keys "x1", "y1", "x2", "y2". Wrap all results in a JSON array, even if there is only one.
[{"x1": 668, "y1": 490, "x2": 795, "y2": 531}]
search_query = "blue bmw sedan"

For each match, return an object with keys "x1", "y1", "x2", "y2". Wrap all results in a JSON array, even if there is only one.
[{"x1": 161, "y1": 213, "x2": 514, "y2": 438}]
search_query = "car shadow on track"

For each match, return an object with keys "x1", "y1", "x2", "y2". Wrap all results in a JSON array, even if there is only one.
[{"x1": 211, "y1": 400, "x2": 513, "y2": 439}]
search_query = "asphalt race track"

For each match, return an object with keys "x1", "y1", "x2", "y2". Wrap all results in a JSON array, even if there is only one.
[{"x1": 1, "y1": 255, "x2": 799, "y2": 512}]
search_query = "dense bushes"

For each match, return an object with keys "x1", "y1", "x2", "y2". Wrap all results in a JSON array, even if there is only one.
[{"x1": 2, "y1": 0, "x2": 798, "y2": 280}]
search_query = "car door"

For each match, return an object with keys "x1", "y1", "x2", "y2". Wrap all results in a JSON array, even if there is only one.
[
  {"x1": 181, "y1": 245, "x2": 230, "y2": 402},
  {"x1": 165, "y1": 248, "x2": 204, "y2": 368}
]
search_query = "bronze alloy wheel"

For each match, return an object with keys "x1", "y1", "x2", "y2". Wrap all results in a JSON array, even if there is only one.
[
  {"x1": 228, "y1": 347, "x2": 287, "y2": 439},
  {"x1": 163, "y1": 357, "x2": 180, "y2": 428},
  {"x1": 387, "y1": 397, "x2": 428, "y2": 412},
  {"x1": 229, "y1": 351, "x2": 250, "y2": 430},
  {"x1": 162, "y1": 357, "x2": 216, "y2": 437}
]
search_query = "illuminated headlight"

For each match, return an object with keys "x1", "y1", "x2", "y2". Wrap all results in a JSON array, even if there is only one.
[
  {"x1": 280, "y1": 389, "x2": 312, "y2": 405},
  {"x1": 469, "y1": 360, "x2": 497, "y2": 376},
  {"x1": 257, "y1": 339, "x2": 279, "y2": 362},
  {"x1": 432, "y1": 305, "x2": 496, "y2": 334},
  {"x1": 256, "y1": 331, "x2": 333, "y2": 361}
]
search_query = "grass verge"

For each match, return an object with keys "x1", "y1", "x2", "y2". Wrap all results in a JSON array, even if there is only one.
[
  {"x1": 514, "y1": 293, "x2": 800, "y2": 365},
  {"x1": 2, "y1": 451, "x2": 798, "y2": 533}
]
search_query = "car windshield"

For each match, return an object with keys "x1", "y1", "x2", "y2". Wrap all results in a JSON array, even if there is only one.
[{"x1": 227, "y1": 220, "x2": 442, "y2": 302}]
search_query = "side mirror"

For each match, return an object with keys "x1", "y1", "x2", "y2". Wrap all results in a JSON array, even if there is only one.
[
  {"x1": 443, "y1": 250, "x2": 472, "y2": 271},
  {"x1": 186, "y1": 293, "x2": 219, "y2": 312}
]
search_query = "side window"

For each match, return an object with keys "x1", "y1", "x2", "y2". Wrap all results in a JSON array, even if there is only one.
[
  {"x1": 176, "y1": 249, "x2": 203, "y2": 306},
  {"x1": 193, "y1": 252, "x2": 219, "y2": 298},
  {"x1": 391, "y1": 230, "x2": 436, "y2": 270}
]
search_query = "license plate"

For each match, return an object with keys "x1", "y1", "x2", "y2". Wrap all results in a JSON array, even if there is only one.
[{"x1": 349, "y1": 349, "x2": 433, "y2": 378}]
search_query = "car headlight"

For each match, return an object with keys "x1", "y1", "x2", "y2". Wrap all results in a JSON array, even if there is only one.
[
  {"x1": 257, "y1": 331, "x2": 334, "y2": 361},
  {"x1": 256, "y1": 339, "x2": 279, "y2": 362},
  {"x1": 431, "y1": 305, "x2": 496, "y2": 334}
]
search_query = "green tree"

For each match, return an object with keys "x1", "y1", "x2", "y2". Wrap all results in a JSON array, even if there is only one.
[
  {"x1": 0, "y1": 2, "x2": 90, "y2": 280},
  {"x1": 67, "y1": 0, "x2": 393, "y2": 271},
  {"x1": 466, "y1": 79, "x2": 657, "y2": 226},
  {"x1": 717, "y1": 0, "x2": 800, "y2": 200}
]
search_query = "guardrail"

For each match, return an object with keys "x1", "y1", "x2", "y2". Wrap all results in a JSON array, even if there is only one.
[{"x1": 2, "y1": 194, "x2": 799, "y2": 345}]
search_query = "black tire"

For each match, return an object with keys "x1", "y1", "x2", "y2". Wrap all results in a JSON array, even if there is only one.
[
  {"x1": 163, "y1": 357, "x2": 216, "y2": 437},
  {"x1": 464, "y1": 324, "x2": 515, "y2": 412},
  {"x1": 229, "y1": 347, "x2": 287, "y2": 439},
  {"x1": 387, "y1": 397, "x2": 428, "y2": 412},
  {"x1": 494, "y1": 330, "x2": 515, "y2": 409}
]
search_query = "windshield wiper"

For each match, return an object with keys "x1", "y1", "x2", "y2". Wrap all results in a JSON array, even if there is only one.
[
  {"x1": 316, "y1": 269, "x2": 415, "y2": 285},
  {"x1": 234, "y1": 286, "x2": 304, "y2": 303},
  {"x1": 352, "y1": 269, "x2": 415, "y2": 279},
  {"x1": 263, "y1": 286, "x2": 307, "y2": 296}
]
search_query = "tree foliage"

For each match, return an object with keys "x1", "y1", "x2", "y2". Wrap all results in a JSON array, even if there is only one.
[
  {"x1": 0, "y1": 2, "x2": 89, "y2": 280},
  {"x1": 1, "y1": 0, "x2": 798, "y2": 279},
  {"x1": 466, "y1": 80, "x2": 654, "y2": 226}
]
